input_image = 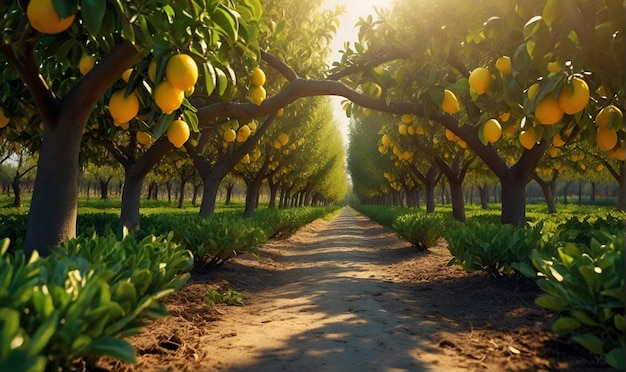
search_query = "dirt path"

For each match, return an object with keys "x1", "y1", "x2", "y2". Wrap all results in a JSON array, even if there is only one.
[{"x1": 116, "y1": 207, "x2": 604, "y2": 372}]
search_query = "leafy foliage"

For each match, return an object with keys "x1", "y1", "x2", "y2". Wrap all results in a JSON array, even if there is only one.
[
  {"x1": 445, "y1": 221, "x2": 547, "y2": 278},
  {"x1": 530, "y1": 232, "x2": 624, "y2": 370},
  {"x1": 391, "y1": 212, "x2": 453, "y2": 250},
  {"x1": 0, "y1": 231, "x2": 192, "y2": 371}
]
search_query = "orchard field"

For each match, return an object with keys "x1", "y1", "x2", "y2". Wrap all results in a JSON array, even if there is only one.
[{"x1": 0, "y1": 0, "x2": 624, "y2": 371}]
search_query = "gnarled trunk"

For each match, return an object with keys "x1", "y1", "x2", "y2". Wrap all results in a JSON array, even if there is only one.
[{"x1": 449, "y1": 180, "x2": 466, "y2": 222}]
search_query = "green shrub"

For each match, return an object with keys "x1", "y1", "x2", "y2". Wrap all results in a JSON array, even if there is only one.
[
  {"x1": 0, "y1": 231, "x2": 192, "y2": 371},
  {"x1": 391, "y1": 212, "x2": 452, "y2": 250},
  {"x1": 446, "y1": 221, "x2": 546, "y2": 278},
  {"x1": 530, "y1": 232, "x2": 624, "y2": 370}
]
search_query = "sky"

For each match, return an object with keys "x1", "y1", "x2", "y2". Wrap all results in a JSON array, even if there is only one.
[{"x1": 319, "y1": 0, "x2": 393, "y2": 145}]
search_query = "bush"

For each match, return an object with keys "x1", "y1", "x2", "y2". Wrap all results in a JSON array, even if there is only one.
[
  {"x1": 530, "y1": 231, "x2": 624, "y2": 370},
  {"x1": 0, "y1": 231, "x2": 192, "y2": 371},
  {"x1": 391, "y1": 212, "x2": 452, "y2": 250},
  {"x1": 445, "y1": 221, "x2": 546, "y2": 278}
]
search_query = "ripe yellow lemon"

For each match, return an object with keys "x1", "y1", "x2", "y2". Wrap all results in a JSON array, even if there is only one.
[
  {"x1": 0, "y1": 108, "x2": 9, "y2": 128},
  {"x1": 148, "y1": 61, "x2": 157, "y2": 82},
  {"x1": 278, "y1": 132, "x2": 289, "y2": 146},
  {"x1": 27, "y1": 0, "x2": 75, "y2": 34},
  {"x1": 241, "y1": 154, "x2": 251, "y2": 164},
  {"x1": 277, "y1": 108, "x2": 284, "y2": 117},
  {"x1": 378, "y1": 145, "x2": 388, "y2": 154},
  {"x1": 223, "y1": 128, "x2": 237, "y2": 143},
  {"x1": 552, "y1": 133, "x2": 566, "y2": 147},
  {"x1": 238, "y1": 124, "x2": 252, "y2": 139},
  {"x1": 79, "y1": 55, "x2": 96, "y2": 76},
  {"x1": 250, "y1": 85, "x2": 266, "y2": 105},
  {"x1": 154, "y1": 81, "x2": 184, "y2": 114},
  {"x1": 399, "y1": 124, "x2": 408, "y2": 135},
  {"x1": 407, "y1": 125, "x2": 416, "y2": 135},
  {"x1": 381, "y1": 134, "x2": 391, "y2": 147},
  {"x1": 108, "y1": 89, "x2": 139, "y2": 123},
  {"x1": 548, "y1": 146, "x2": 559, "y2": 158},
  {"x1": 401, "y1": 114, "x2": 413, "y2": 124},
  {"x1": 122, "y1": 68, "x2": 133, "y2": 82},
  {"x1": 165, "y1": 54, "x2": 198, "y2": 92},
  {"x1": 519, "y1": 128, "x2": 536, "y2": 150},
  {"x1": 167, "y1": 119, "x2": 190, "y2": 148},
  {"x1": 534, "y1": 94, "x2": 564, "y2": 125},
  {"x1": 596, "y1": 126, "x2": 618, "y2": 151},
  {"x1": 557, "y1": 77, "x2": 589, "y2": 115},
  {"x1": 482, "y1": 119, "x2": 502, "y2": 143},
  {"x1": 136, "y1": 131, "x2": 153, "y2": 147},
  {"x1": 503, "y1": 124, "x2": 518, "y2": 138},
  {"x1": 273, "y1": 139, "x2": 282, "y2": 149},
  {"x1": 595, "y1": 104, "x2": 623, "y2": 128},
  {"x1": 445, "y1": 129, "x2": 456, "y2": 141},
  {"x1": 495, "y1": 56, "x2": 512, "y2": 74},
  {"x1": 468, "y1": 67, "x2": 492, "y2": 95},
  {"x1": 248, "y1": 120, "x2": 258, "y2": 132},
  {"x1": 441, "y1": 89, "x2": 460, "y2": 114},
  {"x1": 251, "y1": 67, "x2": 266, "y2": 87},
  {"x1": 252, "y1": 148, "x2": 261, "y2": 161},
  {"x1": 547, "y1": 61, "x2": 561, "y2": 73}
]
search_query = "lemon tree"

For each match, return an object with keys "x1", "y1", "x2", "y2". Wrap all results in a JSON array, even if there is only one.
[
  {"x1": 334, "y1": 0, "x2": 624, "y2": 224},
  {"x1": 0, "y1": 0, "x2": 263, "y2": 253}
]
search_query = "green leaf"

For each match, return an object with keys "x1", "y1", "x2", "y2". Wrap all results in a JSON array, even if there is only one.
[
  {"x1": 542, "y1": 0, "x2": 561, "y2": 27},
  {"x1": 153, "y1": 113, "x2": 175, "y2": 140},
  {"x1": 80, "y1": 0, "x2": 106, "y2": 35},
  {"x1": 203, "y1": 62, "x2": 216, "y2": 96},
  {"x1": 182, "y1": 110, "x2": 199, "y2": 132},
  {"x1": 28, "y1": 310, "x2": 59, "y2": 356},
  {"x1": 551, "y1": 317, "x2": 581, "y2": 334},
  {"x1": 571, "y1": 333, "x2": 603, "y2": 355},
  {"x1": 53, "y1": 0, "x2": 78, "y2": 19},
  {"x1": 605, "y1": 347, "x2": 626, "y2": 370},
  {"x1": 212, "y1": 5, "x2": 239, "y2": 41},
  {"x1": 86, "y1": 336, "x2": 137, "y2": 363}
]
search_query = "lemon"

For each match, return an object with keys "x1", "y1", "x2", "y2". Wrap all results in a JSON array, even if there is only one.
[
  {"x1": 167, "y1": 120, "x2": 190, "y2": 148},
  {"x1": 595, "y1": 104, "x2": 623, "y2": 128},
  {"x1": 223, "y1": 128, "x2": 236, "y2": 143},
  {"x1": 468, "y1": 67, "x2": 492, "y2": 95},
  {"x1": 381, "y1": 134, "x2": 391, "y2": 147},
  {"x1": 166, "y1": 54, "x2": 198, "y2": 92},
  {"x1": 519, "y1": 128, "x2": 536, "y2": 150},
  {"x1": 108, "y1": 89, "x2": 139, "y2": 123},
  {"x1": 278, "y1": 133, "x2": 289, "y2": 146},
  {"x1": 251, "y1": 67, "x2": 266, "y2": 87},
  {"x1": 495, "y1": 56, "x2": 512, "y2": 74},
  {"x1": 445, "y1": 129, "x2": 456, "y2": 141},
  {"x1": 136, "y1": 131, "x2": 153, "y2": 147},
  {"x1": 148, "y1": 61, "x2": 157, "y2": 83},
  {"x1": 27, "y1": 0, "x2": 75, "y2": 34},
  {"x1": 527, "y1": 83, "x2": 540, "y2": 100},
  {"x1": 482, "y1": 119, "x2": 502, "y2": 143},
  {"x1": 399, "y1": 124, "x2": 408, "y2": 135},
  {"x1": 122, "y1": 68, "x2": 133, "y2": 83},
  {"x1": 401, "y1": 114, "x2": 413, "y2": 124},
  {"x1": 241, "y1": 154, "x2": 251, "y2": 164},
  {"x1": 154, "y1": 81, "x2": 184, "y2": 114},
  {"x1": 596, "y1": 126, "x2": 618, "y2": 151},
  {"x1": 557, "y1": 77, "x2": 589, "y2": 115},
  {"x1": 441, "y1": 89, "x2": 460, "y2": 114},
  {"x1": 552, "y1": 133, "x2": 566, "y2": 147},
  {"x1": 250, "y1": 86, "x2": 266, "y2": 105},
  {"x1": 277, "y1": 108, "x2": 284, "y2": 117},
  {"x1": 534, "y1": 94, "x2": 564, "y2": 125},
  {"x1": 79, "y1": 55, "x2": 96, "y2": 76}
]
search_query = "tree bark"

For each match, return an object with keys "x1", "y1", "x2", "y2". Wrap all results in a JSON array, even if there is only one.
[
  {"x1": 23, "y1": 122, "x2": 83, "y2": 256},
  {"x1": 500, "y1": 175, "x2": 527, "y2": 226},
  {"x1": 448, "y1": 180, "x2": 466, "y2": 222},
  {"x1": 532, "y1": 171, "x2": 558, "y2": 214},
  {"x1": 178, "y1": 180, "x2": 186, "y2": 209},
  {"x1": 12, "y1": 173, "x2": 22, "y2": 208}
]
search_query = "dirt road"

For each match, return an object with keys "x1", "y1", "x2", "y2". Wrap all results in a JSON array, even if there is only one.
[{"x1": 123, "y1": 207, "x2": 602, "y2": 372}]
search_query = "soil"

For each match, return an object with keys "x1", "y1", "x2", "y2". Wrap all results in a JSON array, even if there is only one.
[{"x1": 99, "y1": 207, "x2": 608, "y2": 371}]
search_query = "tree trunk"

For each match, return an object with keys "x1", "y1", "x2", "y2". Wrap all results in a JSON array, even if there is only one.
[
  {"x1": 243, "y1": 178, "x2": 263, "y2": 217},
  {"x1": 500, "y1": 176, "x2": 527, "y2": 226},
  {"x1": 24, "y1": 124, "x2": 83, "y2": 257},
  {"x1": 192, "y1": 183, "x2": 201, "y2": 206},
  {"x1": 225, "y1": 183, "x2": 234, "y2": 205},
  {"x1": 178, "y1": 180, "x2": 186, "y2": 209},
  {"x1": 268, "y1": 182, "x2": 279, "y2": 208},
  {"x1": 533, "y1": 174, "x2": 557, "y2": 214},
  {"x1": 578, "y1": 181, "x2": 583, "y2": 205},
  {"x1": 119, "y1": 173, "x2": 144, "y2": 231},
  {"x1": 12, "y1": 173, "x2": 22, "y2": 208},
  {"x1": 425, "y1": 183, "x2": 435, "y2": 213},
  {"x1": 199, "y1": 173, "x2": 223, "y2": 217},
  {"x1": 99, "y1": 179, "x2": 109, "y2": 200},
  {"x1": 591, "y1": 182, "x2": 596, "y2": 203},
  {"x1": 449, "y1": 180, "x2": 466, "y2": 222}
]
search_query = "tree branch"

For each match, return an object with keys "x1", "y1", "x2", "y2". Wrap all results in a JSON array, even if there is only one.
[{"x1": 261, "y1": 50, "x2": 298, "y2": 81}]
